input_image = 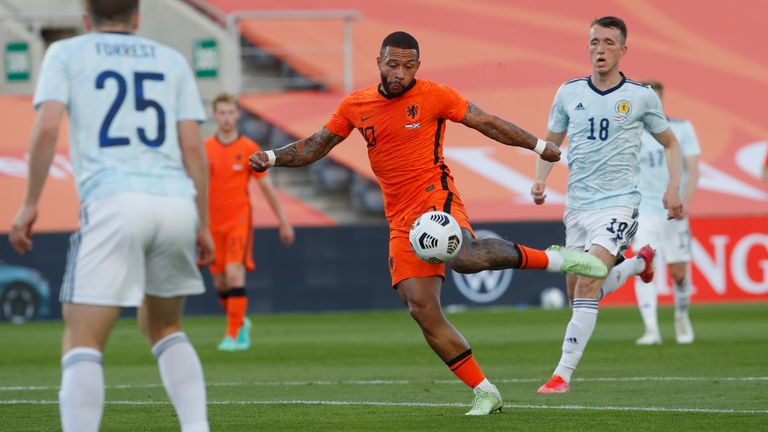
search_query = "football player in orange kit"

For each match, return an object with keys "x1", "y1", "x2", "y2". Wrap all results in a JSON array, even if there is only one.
[
  {"x1": 206, "y1": 93, "x2": 294, "y2": 351},
  {"x1": 249, "y1": 32, "x2": 606, "y2": 414}
]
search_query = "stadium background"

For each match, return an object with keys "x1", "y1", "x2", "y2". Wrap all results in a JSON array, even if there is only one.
[{"x1": 0, "y1": 0, "x2": 766, "y2": 320}]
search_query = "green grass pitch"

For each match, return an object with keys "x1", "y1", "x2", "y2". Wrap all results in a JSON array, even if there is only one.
[{"x1": 1, "y1": 303, "x2": 766, "y2": 431}]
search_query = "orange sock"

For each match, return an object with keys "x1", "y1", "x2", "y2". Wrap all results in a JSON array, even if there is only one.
[
  {"x1": 447, "y1": 349, "x2": 486, "y2": 388},
  {"x1": 226, "y1": 288, "x2": 248, "y2": 339},
  {"x1": 515, "y1": 244, "x2": 549, "y2": 270},
  {"x1": 217, "y1": 291, "x2": 229, "y2": 311}
]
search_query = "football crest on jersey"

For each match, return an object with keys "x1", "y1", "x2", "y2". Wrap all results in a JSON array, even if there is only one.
[
  {"x1": 615, "y1": 100, "x2": 632, "y2": 116},
  {"x1": 406, "y1": 104, "x2": 420, "y2": 120}
]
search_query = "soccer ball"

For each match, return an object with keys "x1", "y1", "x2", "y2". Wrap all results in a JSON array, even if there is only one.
[
  {"x1": 540, "y1": 287, "x2": 567, "y2": 310},
  {"x1": 408, "y1": 211, "x2": 463, "y2": 263}
]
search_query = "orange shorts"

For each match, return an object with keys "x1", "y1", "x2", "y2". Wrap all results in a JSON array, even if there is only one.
[
  {"x1": 388, "y1": 189, "x2": 474, "y2": 287},
  {"x1": 210, "y1": 218, "x2": 255, "y2": 274}
]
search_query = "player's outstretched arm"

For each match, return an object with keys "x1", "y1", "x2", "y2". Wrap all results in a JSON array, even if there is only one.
[
  {"x1": 249, "y1": 127, "x2": 345, "y2": 172},
  {"x1": 9, "y1": 101, "x2": 65, "y2": 255},
  {"x1": 652, "y1": 127, "x2": 684, "y2": 219},
  {"x1": 531, "y1": 130, "x2": 566, "y2": 205},
  {"x1": 460, "y1": 102, "x2": 561, "y2": 162}
]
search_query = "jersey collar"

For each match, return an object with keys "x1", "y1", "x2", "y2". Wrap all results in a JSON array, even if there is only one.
[
  {"x1": 378, "y1": 79, "x2": 417, "y2": 100},
  {"x1": 215, "y1": 133, "x2": 241, "y2": 146},
  {"x1": 587, "y1": 72, "x2": 626, "y2": 96}
]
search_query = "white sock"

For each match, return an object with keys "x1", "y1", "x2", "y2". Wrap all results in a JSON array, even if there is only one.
[
  {"x1": 544, "y1": 250, "x2": 564, "y2": 272},
  {"x1": 634, "y1": 280, "x2": 659, "y2": 334},
  {"x1": 553, "y1": 299, "x2": 598, "y2": 382},
  {"x1": 600, "y1": 257, "x2": 645, "y2": 298},
  {"x1": 59, "y1": 347, "x2": 104, "y2": 432},
  {"x1": 152, "y1": 333, "x2": 209, "y2": 432},
  {"x1": 674, "y1": 277, "x2": 691, "y2": 316},
  {"x1": 475, "y1": 378, "x2": 495, "y2": 392}
]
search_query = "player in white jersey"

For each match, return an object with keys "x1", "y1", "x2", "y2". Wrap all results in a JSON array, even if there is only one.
[
  {"x1": 531, "y1": 16, "x2": 685, "y2": 394},
  {"x1": 633, "y1": 81, "x2": 700, "y2": 345},
  {"x1": 8, "y1": 2, "x2": 212, "y2": 431}
]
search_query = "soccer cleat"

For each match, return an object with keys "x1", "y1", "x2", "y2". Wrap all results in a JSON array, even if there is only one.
[
  {"x1": 217, "y1": 336, "x2": 249, "y2": 352},
  {"x1": 465, "y1": 384, "x2": 503, "y2": 415},
  {"x1": 537, "y1": 375, "x2": 569, "y2": 394},
  {"x1": 547, "y1": 246, "x2": 608, "y2": 279},
  {"x1": 236, "y1": 317, "x2": 252, "y2": 349},
  {"x1": 635, "y1": 330, "x2": 662, "y2": 345},
  {"x1": 637, "y1": 245, "x2": 656, "y2": 283},
  {"x1": 675, "y1": 313, "x2": 694, "y2": 344}
]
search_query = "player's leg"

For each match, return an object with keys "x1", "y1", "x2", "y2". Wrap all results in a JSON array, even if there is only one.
[
  {"x1": 444, "y1": 202, "x2": 606, "y2": 278},
  {"x1": 539, "y1": 207, "x2": 636, "y2": 393},
  {"x1": 630, "y1": 215, "x2": 663, "y2": 344},
  {"x1": 668, "y1": 262, "x2": 694, "y2": 343},
  {"x1": 222, "y1": 262, "x2": 251, "y2": 350},
  {"x1": 665, "y1": 217, "x2": 695, "y2": 344},
  {"x1": 140, "y1": 296, "x2": 209, "y2": 432},
  {"x1": 396, "y1": 276, "x2": 502, "y2": 415},
  {"x1": 539, "y1": 246, "x2": 614, "y2": 394},
  {"x1": 59, "y1": 303, "x2": 120, "y2": 432},
  {"x1": 212, "y1": 273, "x2": 229, "y2": 310},
  {"x1": 143, "y1": 194, "x2": 209, "y2": 432}
]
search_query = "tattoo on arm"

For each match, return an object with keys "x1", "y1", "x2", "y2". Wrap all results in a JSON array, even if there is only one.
[
  {"x1": 461, "y1": 102, "x2": 537, "y2": 150},
  {"x1": 276, "y1": 128, "x2": 345, "y2": 167}
]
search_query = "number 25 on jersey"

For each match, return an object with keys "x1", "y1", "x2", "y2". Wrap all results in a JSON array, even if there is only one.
[{"x1": 96, "y1": 70, "x2": 166, "y2": 148}]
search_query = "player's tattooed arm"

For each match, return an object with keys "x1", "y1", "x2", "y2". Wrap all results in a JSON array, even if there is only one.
[
  {"x1": 460, "y1": 102, "x2": 560, "y2": 162},
  {"x1": 460, "y1": 102, "x2": 538, "y2": 148},
  {"x1": 250, "y1": 127, "x2": 345, "y2": 172}
]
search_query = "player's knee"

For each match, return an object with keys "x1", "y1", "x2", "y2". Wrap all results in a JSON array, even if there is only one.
[
  {"x1": 406, "y1": 299, "x2": 441, "y2": 326},
  {"x1": 668, "y1": 265, "x2": 687, "y2": 283},
  {"x1": 573, "y1": 277, "x2": 602, "y2": 298}
]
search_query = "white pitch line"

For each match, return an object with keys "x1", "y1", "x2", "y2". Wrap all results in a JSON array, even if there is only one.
[
  {"x1": 0, "y1": 399, "x2": 766, "y2": 415},
  {"x1": 1, "y1": 376, "x2": 767, "y2": 392}
]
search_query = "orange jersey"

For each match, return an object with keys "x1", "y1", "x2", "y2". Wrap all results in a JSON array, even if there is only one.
[
  {"x1": 325, "y1": 79, "x2": 469, "y2": 229},
  {"x1": 206, "y1": 135, "x2": 267, "y2": 227}
]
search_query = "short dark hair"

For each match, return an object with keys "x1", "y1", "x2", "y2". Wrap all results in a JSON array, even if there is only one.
[
  {"x1": 380, "y1": 31, "x2": 419, "y2": 56},
  {"x1": 591, "y1": 16, "x2": 627, "y2": 43},
  {"x1": 642, "y1": 80, "x2": 664, "y2": 93},
  {"x1": 85, "y1": 0, "x2": 139, "y2": 26}
]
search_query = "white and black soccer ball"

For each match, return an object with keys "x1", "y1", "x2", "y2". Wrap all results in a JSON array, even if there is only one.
[
  {"x1": 540, "y1": 287, "x2": 567, "y2": 310},
  {"x1": 408, "y1": 211, "x2": 463, "y2": 263}
]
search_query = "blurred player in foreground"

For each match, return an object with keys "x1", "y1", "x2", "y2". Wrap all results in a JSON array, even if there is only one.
[
  {"x1": 9, "y1": 1, "x2": 211, "y2": 430},
  {"x1": 532, "y1": 16, "x2": 684, "y2": 394},
  {"x1": 250, "y1": 31, "x2": 607, "y2": 415},
  {"x1": 634, "y1": 81, "x2": 700, "y2": 345},
  {"x1": 206, "y1": 93, "x2": 294, "y2": 351}
]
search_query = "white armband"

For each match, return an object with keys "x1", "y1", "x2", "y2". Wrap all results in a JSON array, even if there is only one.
[
  {"x1": 265, "y1": 150, "x2": 276, "y2": 167},
  {"x1": 533, "y1": 138, "x2": 547, "y2": 155}
]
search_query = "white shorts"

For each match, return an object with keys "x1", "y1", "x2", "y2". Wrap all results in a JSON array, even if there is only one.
[
  {"x1": 60, "y1": 193, "x2": 205, "y2": 307},
  {"x1": 633, "y1": 215, "x2": 692, "y2": 263},
  {"x1": 564, "y1": 206, "x2": 639, "y2": 256}
]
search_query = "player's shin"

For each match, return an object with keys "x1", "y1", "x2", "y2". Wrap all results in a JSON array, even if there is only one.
[
  {"x1": 152, "y1": 333, "x2": 209, "y2": 432},
  {"x1": 59, "y1": 347, "x2": 104, "y2": 432},
  {"x1": 553, "y1": 299, "x2": 598, "y2": 383}
]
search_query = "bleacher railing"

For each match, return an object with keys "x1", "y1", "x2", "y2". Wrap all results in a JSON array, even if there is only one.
[{"x1": 221, "y1": 9, "x2": 361, "y2": 94}]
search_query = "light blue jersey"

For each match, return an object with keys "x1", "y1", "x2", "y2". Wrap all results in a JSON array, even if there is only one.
[
  {"x1": 548, "y1": 74, "x2": 669, "y2": 210},
  {"x1": 638, "y1": 118, "x2": 700, "y2": 218},
  {"x1": 33, "y1": 32, "x2": 206, "y2": 204}
]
